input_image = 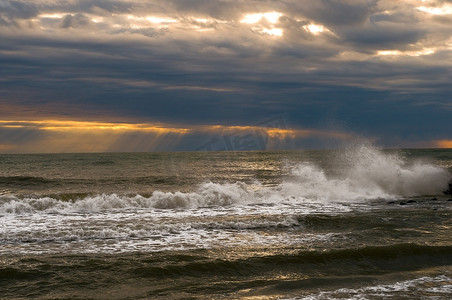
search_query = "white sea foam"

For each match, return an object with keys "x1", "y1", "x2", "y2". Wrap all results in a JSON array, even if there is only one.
[
  {"x1": 0, "y1": 181, "x2": 256, "y2": 213},
  {"x1": 0, "y1": 143, "x2": 450, "y2": 214},
  {"x1": 281, "y1": 143, "x2": 451, "y2": 201},
  {"x1": 293, "y1": 275, "x2": 452, "y2": 300},
  {"x1": 1, "y1": 203, "x2": 349, "y2": 255},
  {"x1": 151, "y1": 181, "x2": 252, "y2": 209},
  {"x1": 340, "y1": 143, "x2": 451, "y2": 196}
]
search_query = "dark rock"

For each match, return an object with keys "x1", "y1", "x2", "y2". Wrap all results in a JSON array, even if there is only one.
[
  {"x1": 399, "y1": 202, "x2": 407, "y2": 205},
  {"x1": 387, "y1": 201, "x2": 396, "y2": 204},
  {"x1": 406, "y1": 200, "x2": 416, "y2": 204},
  {"x1": 448, "y1": 199, "x2": 452, "y2": 202},
  {"x1": 445, "y1": 182, "x2": 452, "y2": 195},
  {"x1": 431, "y1": 198, "x2": 438, "y2": 201}
]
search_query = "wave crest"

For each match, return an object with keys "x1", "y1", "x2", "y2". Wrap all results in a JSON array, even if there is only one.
[
  {"x1": 0, "y1": 144, "x2": 450, "y2": 214},
  {"x1": 0, "y1": 181, "x2": 254, "y2": 213},
  {"x1": 281, "y1": 144, "x2": 451, "y2": 201}
]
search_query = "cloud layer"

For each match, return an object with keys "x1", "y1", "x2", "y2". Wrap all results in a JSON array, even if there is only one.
[{"x1": 1, "y1": 0, "x2": 451, "y2": 151}]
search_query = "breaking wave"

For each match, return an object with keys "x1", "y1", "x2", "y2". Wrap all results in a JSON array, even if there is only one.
[
  {"x1": 0, "y1": 182, "x2": 253, "y2": 214},
  {"x1": 0, "y1": 143, "x2": 450, "y2": 214},
  {"x1": 282, "y1": 142, "x2": 451, "y2": 201}
]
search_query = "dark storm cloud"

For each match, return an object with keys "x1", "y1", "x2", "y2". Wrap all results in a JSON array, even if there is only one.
[
  {"x1": 60, "y1": 13, "x2": 91, "y2": 28},
  {"x1": 0, "y1": 0, "x2": 451, "y2": 151},
  {"x1": 0, "y1": 1, "x2": 38, "y2": 20},
  {"x1": 73, "y1": 0, "x2": 134, "y2": 14},
  {"x1": 285, "y1": 0, "x2": 377, "y2": 27},
  {"x1": 340, "y1": 23, "x2": 425, "y2": 49}
]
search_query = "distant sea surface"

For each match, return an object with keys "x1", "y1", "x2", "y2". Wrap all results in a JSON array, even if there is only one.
[{"x1": 1, "y1": 145, "x2": 452, "y2": 299}]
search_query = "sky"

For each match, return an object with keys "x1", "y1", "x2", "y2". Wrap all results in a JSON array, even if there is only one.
[{"x1": 0, "y1": 0, "x2": 451, "y2": 153}]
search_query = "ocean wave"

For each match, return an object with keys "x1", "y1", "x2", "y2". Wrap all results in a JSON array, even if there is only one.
[
  {"x1": 293, "y1": 275, "x2": 452, "y2": 300},
  {"x1": 0, "y1": 214, "x2": 303, "y2": 249},
  {"x1": 0, "y1": 144, "x2": 450, "y2": 214},
  {"x1": 282, "y1": 143, "x2": 451, "y2": 201},
  {"x1": 118, "y1": 243, "x2": 452, "y2": 279},
  {"x1": 2, "y1": 244, "x2": 452, "y2": 299},
  {"x1": 0, "y1": 181, "x2": 256, "y2": 214},
  {"x1": 6, "y1": 243, "x2": 440, "y2": 279},
  {"x1": 0, "y1": 176, "x2": 53, "y2": 186}
]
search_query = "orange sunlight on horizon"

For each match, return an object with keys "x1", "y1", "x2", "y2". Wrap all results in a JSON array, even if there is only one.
[
  {"x1": 0, "y1": 120, "x2": 191, "y2": 153},
  {"x1": 0, "y1": 119, "x2": 355, "y2": 153},
  {"x1": 0, "y1": 120, "x2": 191, "y2": 134},
  {"x1": 0, "y1": 120, "x2": 311, "y2": 138},
  {"x1": 436, "y1": 140, "x2": 452, "y2": 148}
]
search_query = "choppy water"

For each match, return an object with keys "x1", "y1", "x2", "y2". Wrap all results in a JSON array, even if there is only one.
[{"x1": 1, "y1": 143, "x2": 451, "y2": 299}]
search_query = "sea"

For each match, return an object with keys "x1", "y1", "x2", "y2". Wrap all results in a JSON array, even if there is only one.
[{"x1": 1, "y1": 143, "x2": 452, "y2": 299}]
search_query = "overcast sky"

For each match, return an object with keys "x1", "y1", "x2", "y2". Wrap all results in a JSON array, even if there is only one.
[{"x1": 1, "y1": 0, "x2": 451, "y2": 153}]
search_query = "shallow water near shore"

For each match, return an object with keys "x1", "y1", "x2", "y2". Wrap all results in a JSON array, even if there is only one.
[{"x1": 1, "y1": 145, "x2": 452, "y2": 299}]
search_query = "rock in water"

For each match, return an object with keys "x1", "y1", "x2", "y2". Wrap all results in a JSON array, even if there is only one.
[{"x1": 445, "y1": 181, "x2": 452, "y2": 194}]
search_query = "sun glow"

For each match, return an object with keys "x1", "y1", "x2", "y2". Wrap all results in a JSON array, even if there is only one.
[
  {"x1": 262, "y1": 28, "x2": 283, "y2": 36},
  {"x1": 0, "y1": 119, "x2": 356, "y2": 153},
  {"x1": 377, "y1": 48, "x2": 435, "y2": 56},
  {"x1": 146, "y1": 16, "x2": 177, "y2": 24},
  {"x1": 436, "y1": 140, "x2": 452, "y2": 148},
  {"x1": 240, "y1": 12, "x2": 284, "y2": 37},
  {"x1": 0, "y1": 120, "x2": 190, "y2": 134},
  {"x1": 417, "y1": 4, "x2": 452, "y2": 15},
  {"x1": 200, "y1": 125, "x2": 352, "y2": 141},
  {"x1": 304, "y1": 24, "x2": 325, "y2": 35},
  {"x1": 91, "y1": 17, "x2": 104, "y2": 23},
  {"x1": 124, "y1": 15, "x2": 178, "y2": 29},
  {"x1": 0, "y1": 120, "x2": 353, "y2": 142},
  {"x1": 241, "y1": 12, "x2": 282, "y2": 24},
  {"x1": 127, "y1": 15, "x2": 177, "y2": 23},
  {"x1": 0, "y1": 120, "x2": 194, "y2": 153},
  {"x1": 39, "y1": 13, "x2": 68, "y2": 19}
]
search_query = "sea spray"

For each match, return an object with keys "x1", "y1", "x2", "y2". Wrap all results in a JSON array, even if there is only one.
[
  {"x1": 2, "y1": 149, "x2": 452, "y2": 299},
  {"x1": 0, "y1": 182, "x2": 255, "y2": 213},
  {"x1": 339, "y1": 142, "x2": 451, "y2": 196},
  {"x1": 0, "y1": 143, "x2": 450, "y2": 215},
  {"x1": 280, "y1": 142, "x2": 452, "y2": 201}
]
